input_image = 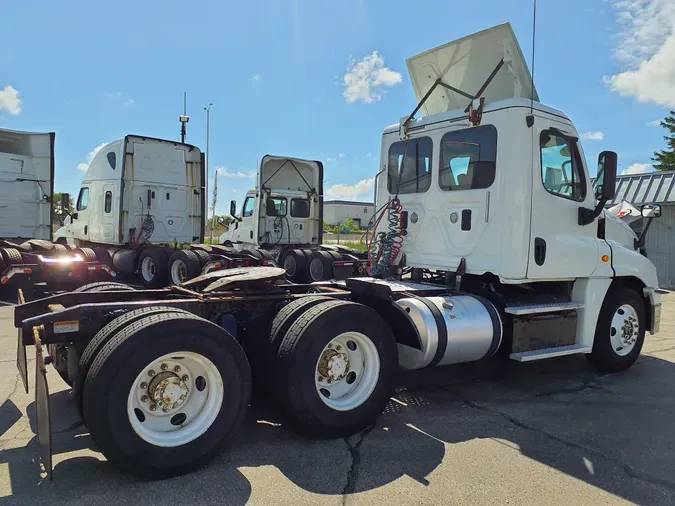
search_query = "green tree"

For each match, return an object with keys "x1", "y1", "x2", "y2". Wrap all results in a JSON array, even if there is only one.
[
  {"x1": 652, "y1": 111, "x2": 675, "y2": 171},
  {"x1": 52, "y1": 192, "x2": 74, "y2": 226},
  {"x1": 343, "y1": 218, "x2": 361, "y2": 233}
]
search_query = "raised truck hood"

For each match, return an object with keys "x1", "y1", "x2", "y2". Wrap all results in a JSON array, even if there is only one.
[{"x1": 406, "y1": 22, "x2": 538, "y2": 117}]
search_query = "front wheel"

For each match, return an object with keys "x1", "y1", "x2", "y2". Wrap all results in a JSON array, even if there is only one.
[{"x1": 587, "y1": 287, "x2": 646, "y2": 373}]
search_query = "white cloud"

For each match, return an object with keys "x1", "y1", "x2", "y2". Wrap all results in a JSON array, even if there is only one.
[
  {"x1": 76, "y1": 142, "x2": 108, "y2": 172},
  {"x1": 326, "y1": 178, "x2": 374, "y2": 200},
  {"x1": 648, "y1": 118, "x2": 662, "y2": 126},
  {"x1": 604, "y1": 0, "x2": 675, "y2": 108},
  {"x1": 215, "y1": 166, "x2": 255, "y2": 178},
  {"x1": 338, "y1": 153, "x2": 346, "y2": 158},
  {"x1": 581, "y1": 131, "x2": 605, "y2": 141},
  {"x1": 0, "y1": 85, "x2": 21, "y2": 116},
  {"x1": 105, "y1": 91, "x2": 135, "y2": 107},
  {"x1": 622, "y1": 162, "x2": 654, "y2": 175},
  {"x1": 122, "y1": 98, "x2": 135, "y2": 106},
  {"x1": 253, "y1": 74, "x2": 262, "y2": 82},
  {"x1": 326, "y1": 157, "x2": 337, "y2": 164},
  {"x1": 366, "y1": 152, "x2": 372, "y2": 157},
  {"x1": 342, "y1": 52, "x2": 402, "y2": 104}
]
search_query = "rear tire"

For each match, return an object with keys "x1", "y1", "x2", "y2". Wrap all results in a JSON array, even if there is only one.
[
  {"x1": 138, "y1": 248, "x2": 168, "y2": 288},
  {"x1": 307, "y1": 251, "x2": 336, "y2": 282},
  {"x1": 74, "y1": 306, "x2": 191, "y2": 416},
  {"x1": 281, "y1": 249, "x2": 308, "y2": 283},
  {"x1": 587, "y1": 287, "x2": 646, "y2": 373},
  {"x1": 191, "y1": 249, "x2": 212, "y2": 267},
  {"x1": 76, "y1": 247, "x2": 97, "y2": 262},
  {"x1": 82, "y1": 312, "x2": 251, "y2": 478},
  {"x1": 0, "y1": 248, "x2": 22, "y2": 265},
  {"x1": 168, "y1": 250, "x2": 202, "y2": 285},
  {"x1": 73, "y1": 281, "x2": 135, "y2": 293},
  {"x1": 276, "y1": 300, "x2": 397, "y2": 437},
  {"x1": 53, "y1": 243, "x2": 68, "y2": 254}
]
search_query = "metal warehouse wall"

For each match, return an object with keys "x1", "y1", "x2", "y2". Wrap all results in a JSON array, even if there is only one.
[
  {"x1": 635, "y1": 205, "x2": 675, "y2": 289},
  {"x1": 323, "y1": 203, "x2": 374, "y2": 227}
]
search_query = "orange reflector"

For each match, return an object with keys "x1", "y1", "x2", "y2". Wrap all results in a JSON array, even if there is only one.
[
  {"x1": 1, "y1": 277, "x2": 8, "y2": 284},
  {"x1": 602, "y1": 255, "x2": 609, "y2": 263},
  {"x1": 23, "y1": 269, "x2": 32, "y2": 274}
]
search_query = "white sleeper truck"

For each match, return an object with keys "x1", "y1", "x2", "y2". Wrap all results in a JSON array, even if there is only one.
[
  {"x1": 15, "y1": 23, "x2": 663, "y2": 480},
  {"x1": 53, "y1": 135, "x2": 260, "y2": 287},
  {"x1": 220, "y1": 155, "x2": 369, "y2": 282},
  {"x1": 0, "y1": 128, "x2": 113, "y2": 294}
]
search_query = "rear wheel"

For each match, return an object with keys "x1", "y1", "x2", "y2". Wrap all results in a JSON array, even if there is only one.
[
  {"x1": 0, "y1": 248, "x2": 22, "y2": 265},
  {"x1": 74, "y1": 306, "x2": 192, "y2": 417},
  {"x1": 191, "y1": 249, "x2": 212, "y2": 267},
  {"x1": 587, "y1": 287, "x2": 646, "y2": 373},
  {"x1": 307, "y1": 251, "x2": 339, "y2": 282},
  {"x1": 281, "y1": 249, "x2": 308, "y2": 283},
  {"x1": 276, "y1": 300, "x2": 397, "y2": 437},
  {"x1": 168, "y1": 250, "x2": 202, "y2": 285},
  {"x1": 53, "y1": 243, "x2": 68, "y2": 254},
  {"x1": 82, "y1": 312, "x2": 251, "y2": 478},
  {"x1": 75, "y1": 247, "x2": 97, "y2": 262},
  {"x1": 138, "y1": 248, "x2": 168, "y2": 288},
  {"x1": 73, "y1": 281, "x2": 135, "y2": 293}
]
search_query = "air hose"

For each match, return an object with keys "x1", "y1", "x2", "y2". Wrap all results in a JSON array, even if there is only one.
[{"x1": 367, "y1": 197, "x2": 403, "y2": 276}]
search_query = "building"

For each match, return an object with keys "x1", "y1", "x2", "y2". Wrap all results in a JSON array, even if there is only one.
[
  {"x1": 323, "y1": 200, "x2": 374, "y2": 229},
  {"x1": 608, "y1": 170, "x2": 675, "y2": 288}
]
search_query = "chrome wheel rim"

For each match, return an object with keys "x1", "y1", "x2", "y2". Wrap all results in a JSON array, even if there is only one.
[{"x1": 610, "y1": 304, "x2": 640, "y2": 356}]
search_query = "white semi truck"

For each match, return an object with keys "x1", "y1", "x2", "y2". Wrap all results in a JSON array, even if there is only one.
[
  {"x1": 0, "y1": 129, "x2": 114, "y2": 294},
  {"x1": 15, "y1": 23, "x2": 664, "y2": 480},
  {"x1": 220, "y1": 155, "x2": 369, "y2": 282}
]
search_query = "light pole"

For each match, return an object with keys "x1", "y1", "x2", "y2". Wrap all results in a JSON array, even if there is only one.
[{"x1": 204, "y1": 103, "x2": 213, "y2": 241}]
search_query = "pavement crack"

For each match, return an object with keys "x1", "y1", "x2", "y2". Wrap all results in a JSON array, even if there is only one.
[
  {"x1": 54, "y1": 420, "x2": 85, "y2": 434},
  {"x1": 449, "y1": 389, "x2": 675, "y2": 494},
  {"x1": 341, "y1": 424, "x2": 375, "y2": 503},
  {"x1": 533, "y1": 380, "x2": 609, "y2": 397}
]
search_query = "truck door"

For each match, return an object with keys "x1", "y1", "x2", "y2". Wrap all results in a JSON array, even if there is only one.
[
  {"x1": 289, "y1": 197, "x2": 311, "y2": 244},
  {"x1": 232, "y1": 195, "x2": 256, "y2": 244},
  {"x1": 70, "y1": 185, "x2": 91, "y2": 241},
  {"x1": 527, "y1": 121, "x2": 599, "y2": 279}
]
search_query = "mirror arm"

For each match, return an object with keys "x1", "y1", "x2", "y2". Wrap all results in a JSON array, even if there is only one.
[
  {"x1": 578, "y1": 199, "x2": 607, "y2": 226},
  {"x1": 635, "y1": 217, "x2": 655, "y2": 249}
]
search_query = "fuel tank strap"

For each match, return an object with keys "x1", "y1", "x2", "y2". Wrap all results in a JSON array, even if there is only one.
[
  {"x1": 416, "y1": 297, "x2": 447, "y2": 367},
  {"x1": 473, "y1": 295, "x2": 503, "y2": 357}
]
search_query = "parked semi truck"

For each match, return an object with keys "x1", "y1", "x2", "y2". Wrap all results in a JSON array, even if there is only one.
[
  {"x1": 52, "y1": 135, "x2": 265, "y2": 287},
  {"x1": 15, "y1": 23, "x2": 664, "y2": 480},
  {"x1": 220, "y1": 155, "x2": 369, "y2": 283},
  {"x1": 0, "y1": 128, "x2": 114, "y2": 294}
]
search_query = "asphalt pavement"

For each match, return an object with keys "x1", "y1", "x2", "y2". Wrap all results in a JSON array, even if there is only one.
[{"x1": 1, "y1": 294, "x2": 675, "y2": 505}]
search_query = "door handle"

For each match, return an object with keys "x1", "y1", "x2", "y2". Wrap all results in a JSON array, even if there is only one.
[{"x1": 534, "y1": 237, "x2": 546, "y2": 265}]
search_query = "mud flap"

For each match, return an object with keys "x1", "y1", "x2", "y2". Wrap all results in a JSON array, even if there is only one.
[
  {"x1": 16, "y1": 327, "x2": 28, "y2": 393},
  {"x1": 34, "y1": 330, "x2": 53, "y2": 480}
]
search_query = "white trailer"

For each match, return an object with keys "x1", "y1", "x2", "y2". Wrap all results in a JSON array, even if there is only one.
[
  {"x1": 15, "y1": 23, "x2": 664, "y2": 480},
  {"x1": 0, "y1": 129, "x2": 114, "y2": 293}
]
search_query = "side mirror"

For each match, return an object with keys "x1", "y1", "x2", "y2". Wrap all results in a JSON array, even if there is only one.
[
  {"x1": 71, "y1": 212, "x2": 78, "y2": 220},
  {"x1": 642, "y1": 203, "x2": 661, "y2": 218},
  {"x1": 61, "y1": 193, "x2": 70, "y2": 211},
  {"x1": 596, "y1": 151, "x2": 617, "y2": 201},
  {"x1": 230, "y1": 200, "x2": 237, "y2": 217}
]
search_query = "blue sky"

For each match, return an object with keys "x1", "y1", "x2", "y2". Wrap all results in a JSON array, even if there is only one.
[{"x1": 1, "y1": 0, "x2": 673, "y2": 216}]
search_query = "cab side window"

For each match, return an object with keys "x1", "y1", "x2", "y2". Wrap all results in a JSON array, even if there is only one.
[
  {"x1": 540, "y1": 131, "x2": 586, "y2": 201},
  {"x1": 76, "y1": 187, "x2": 89, "y2": 211},
  {"x1": 242, "y1": 197, "x2": 255, "y2": 217},
  {"x1": 439, "y1": 125, "x2": 497, "y2": 191},
  {"x1": 387, "y1": 137, "x2": 433, "y2": 194}
]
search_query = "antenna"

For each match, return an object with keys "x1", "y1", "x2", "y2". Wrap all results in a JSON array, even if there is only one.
[
  {"x1": 179, "y1": 92, "x2": 189, "y2": 143},
  {"x1": 530, "y1": 0, "x2": 537, "y2": 113}
]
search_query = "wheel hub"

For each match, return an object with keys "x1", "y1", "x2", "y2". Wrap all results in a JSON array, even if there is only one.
[
  {"x1": 147, "y1": 371, "x2": 189, "y2": 411},
  {"x1": 318, "y1": 348, "x2": 349, "y2": 381}
]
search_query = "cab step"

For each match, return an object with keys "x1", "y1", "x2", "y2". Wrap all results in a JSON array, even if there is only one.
[
  {"x1": 509, "y1": 344, "x2": 591, "y2": 362},
  {"x1": 504, "y1": 302, "x2": 584, "y2": 316}
]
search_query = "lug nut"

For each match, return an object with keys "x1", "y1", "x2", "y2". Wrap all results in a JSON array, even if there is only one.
[
  {"x1": 161, "y1": 363, "x2": 168, "y2": 371},
  {"x1": 327, "y1": 378, "x2": 332, "y2": 384},
  {"x1": 336, "y1": 345, "x2": 342, "y2": 351},
  {"x1": 318, "y1": 376, "x2": 324, "y2": 382},
  {"x1": 174, "y1": 365, "x2": 181, "y2": 373},
  {"x1": 149, "y1": 404, "x2": 157, "y2": 411},
  {"x1": 148, "y1": 369, "x2": 156, "y2": 377},
  {"x1": 182, "y1": 375, "x2": 189, "y2": 382},
  {"x1": 140, "y1": 382, "x2": 148, "y2": 389},
  {"x1": 162, "y1": 407, "x2": 170, "y2": 413},
  {"x1": 141, "y1": 395, "x2": 149, "y2": 402}
]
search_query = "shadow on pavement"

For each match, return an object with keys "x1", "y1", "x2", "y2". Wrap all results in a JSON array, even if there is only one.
[{"x1": 1, "y1": 353, "x2": 675, "y2": 505}]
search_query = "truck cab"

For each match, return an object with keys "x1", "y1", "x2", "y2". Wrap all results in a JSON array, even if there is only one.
[{"x1": 220, "y1": 155, "x2": 323, "y2": 249}]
